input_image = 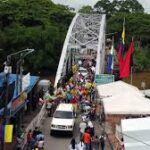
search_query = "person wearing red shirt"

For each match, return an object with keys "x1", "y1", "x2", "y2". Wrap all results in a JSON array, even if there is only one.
[{"x1": 83, "y1": 129, "x2": 91, "y2": 150}]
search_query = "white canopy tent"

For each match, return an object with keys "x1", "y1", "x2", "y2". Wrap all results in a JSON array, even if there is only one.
[
  {"x1": 102, "y1": 93, "x2": 150, "y2": 115},
  {"x1": 97, "y1": 81, "x2": 143, "y2": 98},
  {"x1": 121, "y1": 117, "x2": 150, "y2": 150},
  {"x1": 141, "y1": 89, "x2": 150, "y2": 98}
]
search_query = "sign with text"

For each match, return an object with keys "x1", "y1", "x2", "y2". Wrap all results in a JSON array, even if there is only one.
[
  {"x1": 95, "y1": 74, "x2": 114, "y2": 85},
  {"x1": 11, "y1": 92, "x2": 27, "y2": 111}
]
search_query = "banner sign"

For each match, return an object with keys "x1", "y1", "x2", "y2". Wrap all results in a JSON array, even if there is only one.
[
  {"x1": 11, "y1": 92, "x2": 27, "y2": 111},
  {"x1": 95, "y1": 74, "x2": 114, "y2": 85}
]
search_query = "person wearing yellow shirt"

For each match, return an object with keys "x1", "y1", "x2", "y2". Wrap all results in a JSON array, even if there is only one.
[{"x1": 71, "y1": 88, "x2": 77, "y2": 97}]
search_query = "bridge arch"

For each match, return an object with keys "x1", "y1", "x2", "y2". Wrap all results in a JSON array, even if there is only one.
[{"x1": 54, "y1": 13, "x2": 106, "y2": 87}]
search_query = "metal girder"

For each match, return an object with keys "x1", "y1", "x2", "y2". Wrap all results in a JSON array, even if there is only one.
[{"x1": 54, "y1": 13, "x2": 106, "y2": 87}]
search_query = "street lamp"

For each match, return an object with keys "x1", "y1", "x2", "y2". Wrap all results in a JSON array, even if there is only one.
[
  {"x1": 1, "y1": 54, "x2": 12, "y2": 150},
  {"x1": 4, "y1": 48, "x2": 34, "y2": 94},
  {"x1": 15, "y1": 49, "x2": 34, "y2": 94}
]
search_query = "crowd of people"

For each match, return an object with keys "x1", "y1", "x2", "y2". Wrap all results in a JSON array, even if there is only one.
[
  {"x1": 70, "y1": 108, "x2": 106, "y2": 150},
  {"x1": 42, "y1": 58, "x2": 98, "y2": 120},
  {"x1": 26, "y1": 127, "x2": 45, "y2": 150}
]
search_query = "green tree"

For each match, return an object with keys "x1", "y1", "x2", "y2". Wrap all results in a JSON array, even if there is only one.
[
  {"x1": 78, "y1": 5, "x2": 94, "y2": 14},
  {"x1": 116, "y1": 0, "x2": 144, "y2": 13},
  {"x1": 107, "y1": 13, "x2": 150, "y2": 48},
  {"x1": 94, "y1": 0, "x2": 113, "y2": 17},
  {"x1": 94, "y1": 0, "x2": 144, "y2": 17},
  {"x1": 0, "y1": 0, "x2": 74, "y2": 74},
  {"x1": 133, "y1": 46, "x2": 150, "y2": 71}
]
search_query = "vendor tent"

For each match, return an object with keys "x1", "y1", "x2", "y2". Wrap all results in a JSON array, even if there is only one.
[
  {"x1": 102, "y1": 93, "x2": 150, "y2": 115},
  {"x1": 97, "y1": 81, "x2": 143, "y2": 98},
  {"x1": 141, "y1": 89, "x2": 150, "y2": 98},
  {"x1": 121, "y1": 117, "x2": 150, "y2": 150}
]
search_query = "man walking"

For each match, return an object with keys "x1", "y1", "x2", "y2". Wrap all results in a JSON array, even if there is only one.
[
  {"x1": 83, "y1": 128, "x2": 91, "y2": 150},
  {"x1": 79, "y1": 118, "x2": 87, "y2": 140},
  {"x1": 99, "y1": 135, "x2": 105, "y2": 150}
]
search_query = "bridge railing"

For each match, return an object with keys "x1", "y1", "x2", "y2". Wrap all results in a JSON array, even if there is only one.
[{"x1": 22, "y1": 103, "x2": 46, "y2": 149}]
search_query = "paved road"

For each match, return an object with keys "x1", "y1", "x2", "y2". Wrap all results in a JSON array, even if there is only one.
[{"x1": 41, "y1": 113, "x2": 107, "y2": 150}]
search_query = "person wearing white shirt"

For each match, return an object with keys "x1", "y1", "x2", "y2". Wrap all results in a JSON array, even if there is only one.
[
  {"x1": 79, "y1": 119, "x2": 87, "y2": 140},
  {"x1": 77, "y1": 140, "x2": 85, "y2": 150},
  {"x1": 37, "y1": 137, "x2": 44, "y2": 150}
]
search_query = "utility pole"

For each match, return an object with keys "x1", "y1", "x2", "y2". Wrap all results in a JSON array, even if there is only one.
[
  {"x1": 14, "y1": 49, "x2": 34, "y2": 134},
  {"x1": 1, "y1": 56, "x2": 12, "y2": 150}
]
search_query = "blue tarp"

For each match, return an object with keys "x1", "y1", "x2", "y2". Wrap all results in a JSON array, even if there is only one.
[
  {"x1": 0, "y1": 72, "x2": 15, "y2": 87},
  {"x1": 0, "y1": 72, "x2": 39, "y2": 116}
]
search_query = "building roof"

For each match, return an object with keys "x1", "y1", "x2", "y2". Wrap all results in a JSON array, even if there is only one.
[
  {"x1": 97, "y1": 80, "x2": 142, "y2": 98},
  {"x1": 141, "y1": 89, "x2": 150, "y2": 98},
  {"x1": 103, "y1": 93, "x2": 150, "y2": 115},
  {"x1": 96, "y1": 81, "x2": 150, "y2": 115}
]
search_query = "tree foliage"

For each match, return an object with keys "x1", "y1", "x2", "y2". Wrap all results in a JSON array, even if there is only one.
[
  {"x1": 0, "y1": 0, "x2": 149, "y2": 74},
  {"x1": 0, "y1": 0, "x2": 74, "y2": 74},
  {"x1": 134, "y1": 46, "x2": 150, "y2": 71},
  {"x1": 94, "y1": 0, "x2": 144, "y2": 17},
  {"x1": 78, "y1": 5, "x2": 94, "y2": 14}
]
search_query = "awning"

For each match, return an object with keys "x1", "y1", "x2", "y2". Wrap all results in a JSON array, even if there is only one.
[
  {"x1": 0, "y1": 73, "x2": 39, "y2": 116},
  {"x1": 103, "y1": 93, "x2": 150, "y2": 115},
  {"x1": 96, "y1": 80, "x2": 143, "y2": 98}
]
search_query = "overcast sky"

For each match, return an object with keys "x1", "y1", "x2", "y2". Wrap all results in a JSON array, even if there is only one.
[{"x1": 52, "y1": 0, "x2": 150, "y2": 14}]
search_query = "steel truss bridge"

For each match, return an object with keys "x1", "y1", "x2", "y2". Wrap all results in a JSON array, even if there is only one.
[{"x1": 54, "y1": 13, "x2": 106, "y2": 87}]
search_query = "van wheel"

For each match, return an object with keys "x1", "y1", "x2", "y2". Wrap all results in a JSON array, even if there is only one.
[
  {"x1": 70, "y1": 131, "x2": 73, "y2": 136},
  {"x1": 50, "y1": 130, "x2": 54, "y2": 136}
]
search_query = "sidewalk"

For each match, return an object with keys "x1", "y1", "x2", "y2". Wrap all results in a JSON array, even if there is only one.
[{"x1": 5, "y1": 107, "x2": 41, "y2": 150}]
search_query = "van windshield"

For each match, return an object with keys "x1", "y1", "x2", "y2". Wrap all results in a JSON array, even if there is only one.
[{"x1": 53, "y1": 111, "x2": 73, "y2": 119}]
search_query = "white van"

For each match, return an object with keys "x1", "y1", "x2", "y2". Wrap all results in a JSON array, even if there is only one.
[
  {"x1": 50, "y1": 103, "x2": 75, "y2": 135},
  {"x1": 37, "y1": 79, "x2": 51, "y2": 93}
]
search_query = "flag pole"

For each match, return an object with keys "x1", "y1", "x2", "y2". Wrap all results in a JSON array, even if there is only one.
[
  {"x1": 130, "y1": 37, "x2": 134, "y2": 84},
  {"x1": 111, "y1": 36, "x2": 114, "y2": 74},
  {"x1": 130, "y1": 66, "x2": 133, "y2": 84}
]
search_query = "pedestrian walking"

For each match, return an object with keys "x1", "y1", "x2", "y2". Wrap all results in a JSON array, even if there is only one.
[
  {"x1": 37, "y1": 137, "x2": 44, "y2": 150},
  {"x1": 83, "y1": 129, "x2": 91, "y2": 150},
  {"x1": 69, "y1": 138, "x2": 78, "y2": 150},
  {"x1": 18, "y1": 125, "x2": 25, "y2": 138},
  {"x1": 79, "y1": 118, "x2": 87, "y2": 140},
  {"x1": 33, "y1": 127, "x2": 40, "y2": 139},
  {"x1": 46, "y1": 100, "x2": 52, "y2": 117},
  {"x1": 27, "y1": 129, "x2": 33, "y2": 149},
  {"x1": 16, "y1": 135, "x2": 23, "y2": 150},
  {"x1": 120, "y1": 138, "x2": 125, "y2": 150},
  {"x1": 92, "y1": 135, "x2": 100, "y2": 150},
  {"x1": 99, "y1": 135, "x2": 105, "y2": 150},
  {"x1": 87, "y1": 120, "x2": 94, "y2": 137},
  {"x1": 77, "y1": 139, "x2": 85, "y2": 150},
  {"x1": 36, "y1": 131, "x2": 44, "y2": 141}
]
